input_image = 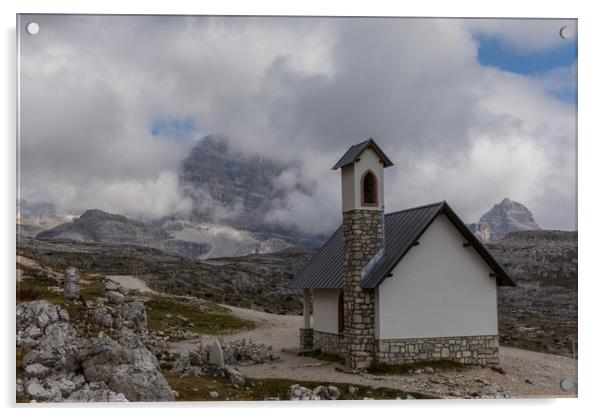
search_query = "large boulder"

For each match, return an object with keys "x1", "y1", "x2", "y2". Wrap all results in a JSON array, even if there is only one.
[
  {"x1": 23, "y1": 321, "x2": 81, "y2": 372},
  {"x1": 106, "y1": 291, "x2": 125, "y2": 305},
  {"x1": 208, "y1": 339, "x2": 225, "y2": 367},
  {"x1": 17, "y1": 301, "x2": 61, "y2": 335},
  {"x1": 79, "y1": 336, "x2": 174, "y2": 401},
  {"x1": 119, "y1": 301, "x2": 147, "y2": 332}
]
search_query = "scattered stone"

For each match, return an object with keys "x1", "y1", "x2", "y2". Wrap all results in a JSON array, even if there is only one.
[
  {"x1": 425, "y1": 366, "x2": 435, "y2": 374},
  {"x1": 326, "y1": 385, "x2": 341, "y2": 400},
  {"x1": 58, "y1": 309, "x2": 70, "y2": 321},
  {"x1": 64, "y1": 267, "x2": 81, "y2": 301},
  {"x1": 24, "y1": 363, "x2": 50, "y2": 378},
  {"x1": 289, "y1": 384, "x2": 313, "y2": 400},
  {"x1": 106, "y1": 291, "x2": 125, "y2": 305},
  {"x1": 289, "y1": 384, "x2": 340, "y2": 400},
  {"x1": 119, "y1": 301, "x2": 147, "y2": 332},
  {"x1": 208, "y1": 339, "x2": 225, "y2": 367},
  {"x1": 414, "y1": 369, "x2": 424, "y2": 375},
  {"x1": 348, "y1": 386, "x2": 359, "y2": 395},
  {"x1": 209, "y1": 391, "x2": 220, "y2": 399},
  {"x1": 105, "y1": 281, "x2": 119, "y2": 291},
  {"x1": 66, "y1": 382, "x2": 128, "y2": 402},
  {"x1": 172, "y1": 348, "x2": 191, "y2": 374},
  {"x1": 224, "y1": 365, "x2": 246, "y2": 389}
]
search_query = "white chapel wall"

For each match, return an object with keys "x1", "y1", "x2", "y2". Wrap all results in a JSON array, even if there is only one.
[
  {"x1": 376, "y1": 214, "x2": 498, "y2": 339},
  {"x1": 313, "y1": 288, "x2": 341, "y2": 334}
]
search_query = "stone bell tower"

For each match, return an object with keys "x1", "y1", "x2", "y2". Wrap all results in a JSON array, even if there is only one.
[{"x1": 332, "y1": 138, "x2": 393, "y2": 369}]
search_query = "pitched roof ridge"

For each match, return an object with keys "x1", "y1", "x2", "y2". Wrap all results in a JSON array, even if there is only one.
[{"x1": 384, "y1": 201, "x2": 446, "y2": 217}]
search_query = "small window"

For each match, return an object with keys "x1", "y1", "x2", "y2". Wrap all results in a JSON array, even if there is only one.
[{"x1": 362, "y1": 170, "x2": 378, "y2": 206}]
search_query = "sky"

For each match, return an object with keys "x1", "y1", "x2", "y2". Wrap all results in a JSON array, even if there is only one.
[{"x1": 18, "y1": 15, "x2": 577, "y2": 233}]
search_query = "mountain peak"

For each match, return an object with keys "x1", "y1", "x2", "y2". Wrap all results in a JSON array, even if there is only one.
[{"x1": 469, "y1": 198, "x2": 540, "y2": 242}]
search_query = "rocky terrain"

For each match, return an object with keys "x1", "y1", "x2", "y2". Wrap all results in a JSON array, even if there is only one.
[
  {"x1": 468, "y1": 198, "x2": 540, "y2": 242},
  {"x1": 487, "y1": 230, "x2": 577, "y2": 357},
  {"x1": 36, "y1": 209, "x2": 211, "y2": 258},
  {"x1": 18, "y1": 224, "x2": 577, "y2": 359},
  {"x1": 17, "y1": 236, "x2": 314, "y2": 314},
  {"x1": 16, "y1": 257, "x2": 430, "y2": 402}
]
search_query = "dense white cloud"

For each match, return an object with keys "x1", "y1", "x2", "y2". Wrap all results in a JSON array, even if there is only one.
[{"x1": 18, "y1": 15, "x2": 576, "y2": 231}]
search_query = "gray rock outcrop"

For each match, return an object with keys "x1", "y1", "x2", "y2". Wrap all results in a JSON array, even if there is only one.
[
  {"x1": 289, "y1": 384, "x2": 341, "y2": 400},
  {"x1": 64, "y1": 267, "x2": 80, "y2": 301},
  {"x1": 17, "y1": 299, "x2": 172, "y2": 402},
  {"x1": 468, "y1": 198, "x2": 540, "y2": 242}
]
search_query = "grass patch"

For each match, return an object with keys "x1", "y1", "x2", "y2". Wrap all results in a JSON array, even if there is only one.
[
  {"x1": 367, "y1": 360, "x2": 465, "y2": 375},
  {"x1": 163, "y1": 373, "x2": 435, "y2": 401},
  {"x1": 145, "y1": 296, "x2": 255, "y2": 336},
  {"x1": 16, "y1": 274, "x2": 63, "y2": 304},
  {"x1": 308, "y1": 349, "x2": 344, "y2": 364},
  {"x1": 79, "y1": 279, "x2": 106, "y2": 302}
]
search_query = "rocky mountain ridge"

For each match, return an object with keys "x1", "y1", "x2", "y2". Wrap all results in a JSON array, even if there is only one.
[
  {"x1": 36, "y1": 209, "x2": 210, "y2": 258},
  {"x1": 468, "y1": 198, "x2": 540, "y2": 242}
]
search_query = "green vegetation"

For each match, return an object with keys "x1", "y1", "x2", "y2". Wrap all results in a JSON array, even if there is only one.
[
  {"x1": 163, "y1": 373, "x2": 434, "y2": 401},
  {"x1": 368, "y1": 360, "x2": 465, "y2": 375},
  {"x1": 16, "y1": 273, "x2": 63, "y2": 304},
  {"x1": 308, "y1": 349, "x2": 344, "y2": 364},
  {"x1": 145, "y1": 296, "x2": 255, "y2": 336}
]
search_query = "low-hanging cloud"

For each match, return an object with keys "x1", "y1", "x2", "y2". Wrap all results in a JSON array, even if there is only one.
[{"x1": 18, "y1": 15, "x2": 577, "y2": 232}]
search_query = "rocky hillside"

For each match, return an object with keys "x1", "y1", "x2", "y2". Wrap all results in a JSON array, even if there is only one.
[
  {"x1": 36, "y1": 209, "x2": 210, "y2": 258},
  {"x1": 17, "y1": 199, "x2": 74, "y2": 232},
  {"x1": 488, "y1": 230, "x2": 577, "y2": 357},
  {"x1": 18, "y1": 225, "x2": 577, "y2": 357},
  {"x1": 18, "y1": 236, "x2": 314, "y2": 314},
  {"x1": 468, "y1": 198, "x2": 540, "y2": 242}
]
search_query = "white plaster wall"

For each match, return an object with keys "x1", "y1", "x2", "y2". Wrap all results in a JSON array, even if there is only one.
[
  {"x1": 376, "y1": 215, "x2": 498, "y2": 339},
  {"x1": 313, "y1": 289, "x2": 341, "y2": 334},
  {"x1": 341, "y1": 165, "x2": 355, "y2": 212}
]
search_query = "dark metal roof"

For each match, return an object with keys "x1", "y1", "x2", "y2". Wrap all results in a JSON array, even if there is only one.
[
  {"x1": 287, "y1": 201, "x2": 515, "y2": 290},
  {"x1": 332, "y1": 138, "x2": 394, "y2": 170}
]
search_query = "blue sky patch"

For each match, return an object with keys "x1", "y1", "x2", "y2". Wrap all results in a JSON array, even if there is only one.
[
  {"x1": 476, "y1": 34, "x2": 577, "y2": 103},
  {"x1": 476, "y1": 34, "x2": 577, "y2": 75},
  {"x1": 151, "y1": 117, "x2": 199, "y2": 139}
]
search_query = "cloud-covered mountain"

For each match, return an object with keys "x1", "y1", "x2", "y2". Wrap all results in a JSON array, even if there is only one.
[
  {"x1": 18, "y1": 16, "x2": 576, "y2": 233},
  {"x1": 468, "y1": 198, "x2": 540, "y2": 241}
]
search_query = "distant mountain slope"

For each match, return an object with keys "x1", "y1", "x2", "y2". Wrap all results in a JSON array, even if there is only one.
[
  {"x1": 468, "y1": 198, "x2": 540, "y2": 241},
  {"x1": 17, "y1": 199, "x2": 74, "y2": 230},
  {"x1": 37, "y1": 209, "x2": 210, "y2": 258},
  {"x1": 487, "y1": 229, "x2": 577, "y2": 356}
]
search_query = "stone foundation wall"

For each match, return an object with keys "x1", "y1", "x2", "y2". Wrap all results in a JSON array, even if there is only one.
[
  {"x1": 376, "y1": 335, "x2": 499, "y2": 366},
  {"x1": 299, "y1": 328, "x2": 314, "y2": 350},
  {"x1": 313, "y1": 330, "x2": 345, "y2": 356}
]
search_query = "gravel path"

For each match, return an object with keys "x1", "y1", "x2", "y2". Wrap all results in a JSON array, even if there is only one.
[
  {"x1": 106, "y1": 275, "x2": 157, "y2": 294},
  {"x1": 108, "y1": 274, "x2": 577, "y2": 399},
  {"x1": 186, "y1": 305, "x2": 578, "y2": 399}
]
